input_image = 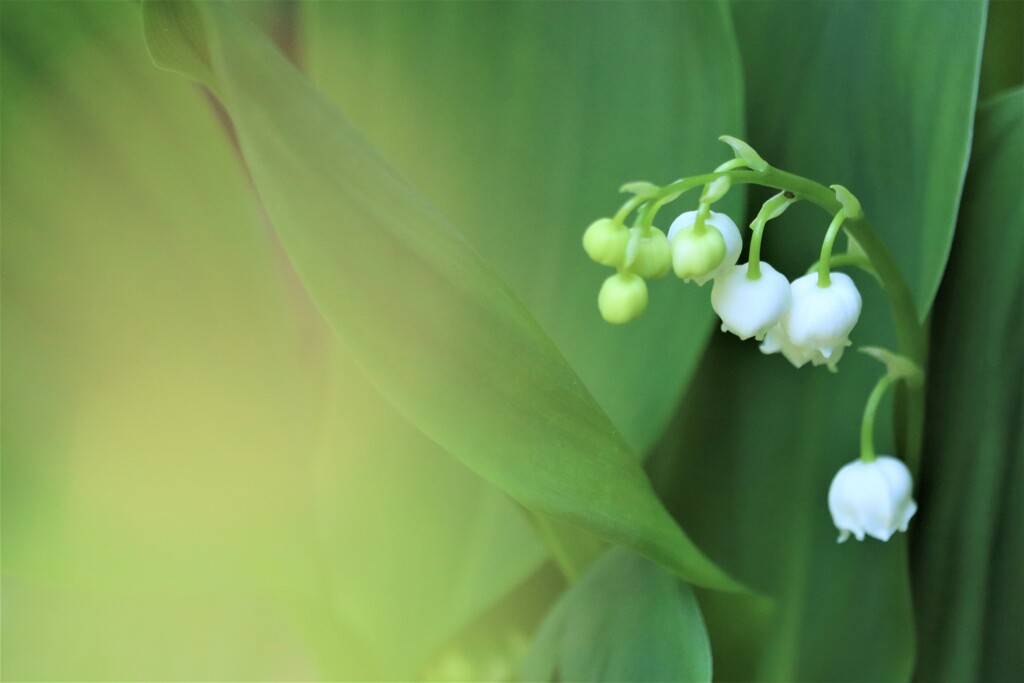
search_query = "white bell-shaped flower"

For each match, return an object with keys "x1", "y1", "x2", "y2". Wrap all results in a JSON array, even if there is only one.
[
  {"x1": 759, "y1": 323, "x2": 849, "y2": 371},
  {"x1": 776, "y1": 272, "x2": 862, "y2": 370},
  {"x1": 667, "y1": 210, "x2": 742, "y2": 285},
  {"x1": 711, "y1": 262, "x2": 791, "y2": 340},
  {"x1": 828, "y1": 456, "x2": 917, "y2": 543}
]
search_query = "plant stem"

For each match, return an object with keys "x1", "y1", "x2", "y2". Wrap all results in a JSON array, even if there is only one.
[
  {"x1": 806, "y1": 252, "x2": 877, "y2": 278},
  {"x1": 817, "y1": 209, "x2": 846, "y2": 287},
  {"x1": 860, "y1": 374, "x2": 894, "y2": 462},
  {"x1": 747, "y1": 192, "x2": 794, "y2": 281},
  {"x1": 651, "y1": 167, "x2": 927, "y2": 469}
]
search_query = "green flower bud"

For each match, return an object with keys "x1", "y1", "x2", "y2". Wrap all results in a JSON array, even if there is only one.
[
  {"x1": 627, "y1": 227, "x2": 671, "y2": 279},
  {"x1": 598, "y1": 272, "x2": 648, "y2": 324},
  {"x1": 583, "y1": 218, "x2": 629, "y2": 267},
  {"x1": 671, "y1": 225, "x2": 727, "y2": 281}
]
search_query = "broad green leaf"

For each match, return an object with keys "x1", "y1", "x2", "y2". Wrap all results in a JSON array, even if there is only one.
[
  {"x1": 301, "y1": 1, "x2": 747, "y2": 456},
  {"x1": 731, "y1": 0, "x2": 986, "y2": 318},
  {"x1": 978, "y1": 1, "x2": 1023, "y2": 99},
  {"x1": 523, "y1": 549, "x2": 712, "y2": 683},
  {"x1": 644, "y1": 3, "x2": 987, "y2": 679},
  {"x1": 911, "y1": 88, "x2": 1024, "y2": 683},
  {"x1": 650, "y1": 337, "x2": 915, "y2": 682},
  {"x1": 142, "y1": 1, "x2": 744, "y2": 592}
]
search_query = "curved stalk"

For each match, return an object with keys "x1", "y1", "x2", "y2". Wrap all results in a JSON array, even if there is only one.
[{"x1": 646, "y1": 168, "x2": 927, "y2": 469}]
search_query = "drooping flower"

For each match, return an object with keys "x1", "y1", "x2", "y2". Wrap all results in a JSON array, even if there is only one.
[
  {"x1": 828, "y1": 456, "x2": 917, "y2": 543},
  {"x1": 667, "y1": 210, "x2": 742, "y2": 285},
  {"x1": 628, "y1": 227, "x2": 672, "y2": 279},
  {"x1": 598, "y1": 272, "x2": 648, "y2": 324},
  {"x1": 759, "y1": 322, "x2": 849, "y2": 370},
  {"x1": 765, "y1": 272, "x2": 861, "y2": 370},
  {"x1": 710, "y1": 262, "x2": 791, "y2": 340},
  {"x1": 583, "y1": 218, "x2": 629, "y2": 267}
]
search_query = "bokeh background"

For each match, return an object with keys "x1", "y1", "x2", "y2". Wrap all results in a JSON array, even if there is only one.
[{"x1": 2, "y1": 2, "x2": 1021, "y2": 681}]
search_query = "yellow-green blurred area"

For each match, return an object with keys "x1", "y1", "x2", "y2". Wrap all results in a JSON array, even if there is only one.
[{"x1": 2, "y1": 3, "x2": 545, "y2": 679}]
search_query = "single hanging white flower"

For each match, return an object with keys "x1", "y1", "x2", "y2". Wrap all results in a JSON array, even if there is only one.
[
  {"x1": 667, "y1": 210, "x2": 742, "y2": 285},
  {"x1": 767, "y1": 272, "x2": 862, "y2": 370},
  {"x1": 828, "y1": 456, "x2": 917, "y2": 543},
  {"x1": 711, "y1": 262, "x2": 791, "y2": 340}
]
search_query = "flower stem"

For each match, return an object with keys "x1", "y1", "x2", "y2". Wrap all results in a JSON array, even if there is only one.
[
  {"x1": 646, "y1": 167, "x2": 927, "y2": 469},
  {"x1": 817, "y1": 209, "x2": 846, "y2": 288},
  {"x1": 806, "y1": 252, "x2": 876, "y2": 279},
  {"x1": 747, "y1": 192, "x2": 794, "y2": 281},
  {"x1": 860, "y1": 374, "x2": 894, "y2": 462},
  {"x1": 694, "y1": 201, "x2": 712, "y2": 234},
  {"x1": 613, "y1": 194, "x2": 650, "y2": 227}
]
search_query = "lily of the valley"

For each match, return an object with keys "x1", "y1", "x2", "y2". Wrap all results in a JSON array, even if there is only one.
[
  {"x1": 764, "y1": 272, "x2": 862, "y2": 370},
  {"x1": 828, "y1": 455, "x2": 917, "y2": 543},
  {"x1": 667, "y1": 210, "x2": 742, "y2": 285},
  {"x1": 598, "y1": 272, "x2": 648, "y2": 324},
  {"x1": 711, "y1": 262, "x2": 791, "y2": 340}
]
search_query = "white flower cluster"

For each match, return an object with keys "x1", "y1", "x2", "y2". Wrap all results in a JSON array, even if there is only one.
[
  {"x1": 584, "y1": 207, "x2": 864, "y2": 374},
  {"x1": 582, "y1": 218, "x2": 671, "y2": 324},
  {"x1": 671, "y1": 211, "x2": 863, "y2": 373},
  {"x1": 584, "y1": 164, "x2": 919, "y2": 546}
]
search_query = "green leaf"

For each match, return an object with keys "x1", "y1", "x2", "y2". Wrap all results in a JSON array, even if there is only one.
[
  {"x1": 142, "y1": 0, "x2": 214, "y2": 84},
  {"x1": 301, "y1": 1, "x2": 747, "y2": 456},
  {"x1": 523, "y1": 548, "x2": 712, "y2": 683},
  {"x1": 141, "y1": 1, "x2": 744, "y2": 593},
  {"x1": 731, "y1": 0, "x2": 986, "y2": 318},
  {"x1": 911, "y1": 88, "x2": 1024, "y2": 683},
  {"x1": 651, "y1": 339, "x2": 917, "y2": 682},
  {"x1": 644, "y1": 3, "x2": 988, "y2": 677},
  {"x1": 978, "y1": 1, "x2": 1024, "y2": 100}
]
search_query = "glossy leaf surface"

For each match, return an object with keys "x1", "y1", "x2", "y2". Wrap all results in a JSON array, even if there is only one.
[
  {"x1": 649, "y1": 2, "x2": 987, "y2": 680},
  {"x1": 302, "y1": 1, "x2": 746, "y2": 456},
  {"x1": 142, "y1": 1, "x2": 742, "y2": 592},
  {"x1": 912, "y1": 88, "x2": 1024, "y2": 683},
  {"x1": 732, "y1": 0, "x2": 986, "y2": 318},
  {"x1": 523, "y1": 549, "x2": 712, "y2": 683}
]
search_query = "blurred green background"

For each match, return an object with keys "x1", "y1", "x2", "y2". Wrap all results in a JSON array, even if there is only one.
[{"x1": 2, "y1": 1, "x2": 1021, "y2": 681}]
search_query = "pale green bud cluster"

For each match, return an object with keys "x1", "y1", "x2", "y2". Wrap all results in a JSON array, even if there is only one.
[{"x1": 583, "y1": 215, "x2": 672, "y2": 323}]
